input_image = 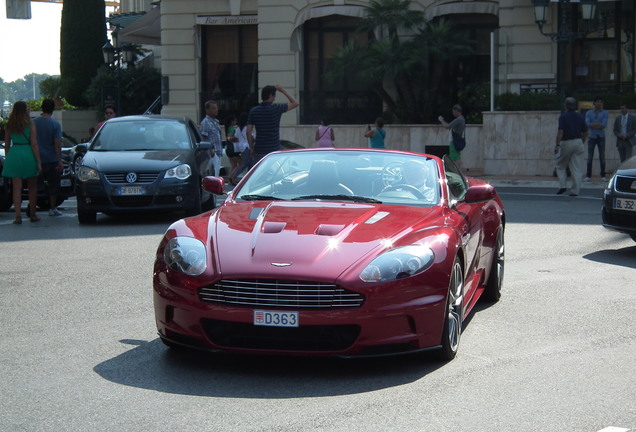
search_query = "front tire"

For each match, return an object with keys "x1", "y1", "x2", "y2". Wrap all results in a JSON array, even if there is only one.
[
  {"x1": 78, "y1": 208, "x2": 97, "y2": 224},
  {"x1": 437, "y1": 257, "x2": 464, "y2": 361},
  {"x1": 483, "y1": 226, "x2": 504, "y2": 302}
]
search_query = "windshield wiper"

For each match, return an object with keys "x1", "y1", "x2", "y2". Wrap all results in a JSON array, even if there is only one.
[
  {"x1": 239, "y1": 194, "x2": 283, "y2": 201},
  {"x1": 292, "y1": 194, "x2": 382, "y2": 203}
]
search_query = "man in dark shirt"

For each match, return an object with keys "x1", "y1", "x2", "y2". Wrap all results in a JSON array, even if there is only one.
[
  {"x1": 247, "y1": 84, "x2": 299, "y2": 163},
  {"x1": 555, "y1": 97, "x2": 588, "y2": 196}
]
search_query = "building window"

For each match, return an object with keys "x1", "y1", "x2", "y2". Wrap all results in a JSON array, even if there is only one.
[
  {"x1": 301, "y1": 16, "x2": 381, "y2": 124},
  {"x1": 201, "y1": 25, "x2": 258, "y2": 120}
]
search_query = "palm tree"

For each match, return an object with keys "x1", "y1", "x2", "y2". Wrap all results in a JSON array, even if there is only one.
[{"x1": 325, "y1": 0, "x2": 473, "y2": 123}]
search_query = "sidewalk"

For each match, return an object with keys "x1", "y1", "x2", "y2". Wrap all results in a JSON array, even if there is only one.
[{"x1": 476, "y1": 174, "x2": 608, "y2": 189}]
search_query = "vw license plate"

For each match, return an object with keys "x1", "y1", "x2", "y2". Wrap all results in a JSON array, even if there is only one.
[
  {"x1": 254, "y1": 310, "x2": 299, "y2": 327},
  {"x1": 118, "y1": 186, "x2": 144, "y2": 196},
  {"x1": 614, "y1": 198, "x2": 636, "y2": 212}
]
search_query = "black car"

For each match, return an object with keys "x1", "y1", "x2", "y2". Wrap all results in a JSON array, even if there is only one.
[
  {"x1": 0, "y1": 140, "x2": 75, "y2": 212},
  {"x1": 602, "y1": 155, "x2": 636, "y2": 242},
  {"x1": 75, "y1": 115, "x2": 215, "y2": 223}
]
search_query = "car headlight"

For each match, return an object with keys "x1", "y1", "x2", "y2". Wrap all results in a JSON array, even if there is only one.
[
  {"x1": 165, "y1": 164, "x2": 192, "y2": 180},
  {"x1": 163, "y1": 237, "x2": 207, "y2": 276},
  {"x1": 360, "y1": 245, "x2": 435, "y2": 282},
  {"x1": 78, "y1": 166, "x2": 100, "y2": 181}
]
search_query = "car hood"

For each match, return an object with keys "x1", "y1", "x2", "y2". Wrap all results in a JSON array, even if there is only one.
[
  {"x1": 83, "y1": 150, "x2": 191, "y2": 171},
  {"x1": 208, "y1": 201, "x2": 443, "y2": 280}
]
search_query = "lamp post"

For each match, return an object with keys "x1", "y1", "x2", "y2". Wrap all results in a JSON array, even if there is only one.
[
  {"x1": 101, "y1": 25, "x2": 136, "y2": 111},
  {"x1": 531, "y1": 0, "x2": 598, "y2": 99}
]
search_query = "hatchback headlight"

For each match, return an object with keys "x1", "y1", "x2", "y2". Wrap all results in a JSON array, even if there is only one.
[
  {"x1": 165, "y1": 164, "x2": 192, "y2": 180},
  {"x1": 78, "y1": 166, "x2": 100, "y2": 181},
  {"x1": 360, "y1": 245, "x2": 435, "y2": 282},
  {"x1": 163, "y1": 237, "x2": 207, "y2": 276}
]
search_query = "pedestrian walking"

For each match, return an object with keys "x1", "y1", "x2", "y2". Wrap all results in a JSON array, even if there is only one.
[
  {"x1": 315, "y1": 118, "x2": 335, "y2": 147},
  {"x1": 33, "y1": 98, "x2": 64, "y2": 216},
  {"x1": 555, "y1": 97, "x2": 587, "y2": 196},
  {"x1": 200, "y1": 100, "x2": 223, "y2": 176},
  {"x1": 438, "y1": 104, "x2": 466, "y2": 163},
  {"x1": 584, "y1": 96, "x2": 608, "y2": 181},
  {"x1": 613, "y1": 104, "x2": 636, "y2": 162},
  {"x1": 1, "y1": 101, "x2": 42, "y2": 224},
  {"x1": 364, "y1": 117, "x2": 386, "y2": 149},
  {"x1": 247, "y1": 84, "x2": 299, "y2": 163}
]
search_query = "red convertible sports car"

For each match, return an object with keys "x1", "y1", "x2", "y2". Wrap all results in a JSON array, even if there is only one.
[{"x1": 153, "y1": 148, "x2": 505, "y2": 361}]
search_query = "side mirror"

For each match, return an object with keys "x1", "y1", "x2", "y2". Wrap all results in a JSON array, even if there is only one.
[
  {"x1": 198, "y1": 141, "x2": 212, "y2": 150},
  {"x1": 464, "y1": 183, "x2": 496, "y2": 203},
  {"x1": 202, "y1": 176, "x2": 225, "y2": 194}
]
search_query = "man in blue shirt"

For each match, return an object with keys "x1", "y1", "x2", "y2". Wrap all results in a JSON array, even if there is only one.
[
  {"x1": 555, "y1": 97, "x2": 588, "y2": 196},
  {"x1": 33, "y1": 99, "x2": 63, "y2": 216},
  {"x1": 584, "y1": 97, "x2": 608, "y2": 181},
  {"x1": 200, "y1": 100, "x2": 223, "y2": 176},
  {"x1": 247, "y1": 84, "x2": 299, "y2": 163}
]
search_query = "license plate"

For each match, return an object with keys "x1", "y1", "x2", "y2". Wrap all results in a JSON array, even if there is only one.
[
  {"x1": 614, "y1": 198, "x2": 636, "y2": 212},
  {"x1": 254, "y1": 310, "x2": 299, "y2": 327},
  {"x1": 118, "y1": 186, "x2": 144, "y2": 195},
  {"x1": 61, "y1": 179, "x2": 71, "y2": 187}
]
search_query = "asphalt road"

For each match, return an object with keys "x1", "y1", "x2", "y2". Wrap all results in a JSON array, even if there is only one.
[{"x1": 0, "y1": 189, "x2": 634, "y2": 432}]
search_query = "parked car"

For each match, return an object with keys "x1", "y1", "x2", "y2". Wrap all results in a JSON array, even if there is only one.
[
  {"x1": 75, "y1": 115, "x2": 215, "y2": 224},
  {"x1": 153, "y1": 148, "x2": 506, "y2": 361},
  {"x1": 602, "y1": 155, "x2": 636, "y2": 242},
  {"x1": 0, "y1": 139, "x2": 75, "y2": 212}
]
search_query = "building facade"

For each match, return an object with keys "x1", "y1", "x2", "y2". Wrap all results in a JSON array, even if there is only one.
[{"x1": 134, "y1": 0, "x2": 633, "y2": 124}]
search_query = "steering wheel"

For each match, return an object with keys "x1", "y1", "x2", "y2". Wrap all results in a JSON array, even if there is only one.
[
  {"x1": 381, "y1": 184, "x2": 427, "y2": 200},
  {"x1": 381, "y1": 161, "x2": 404, "y2": 187}
]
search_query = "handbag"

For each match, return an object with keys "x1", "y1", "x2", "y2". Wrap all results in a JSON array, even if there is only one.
[{"x1": 451, "y1": 131, "x2": 466, "y2": 152}]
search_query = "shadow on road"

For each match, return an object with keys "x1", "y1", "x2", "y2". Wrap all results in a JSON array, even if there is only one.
[
  {"x1": 584, "y1": 245, "x2": 636, "y2": 269},
  {"x1": 93, "y1": 338, "x2": 444, "y2": 398}
]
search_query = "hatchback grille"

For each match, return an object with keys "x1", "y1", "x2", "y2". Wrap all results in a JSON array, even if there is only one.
[
  {"x1": 104, "y1": 172, "x2": 160, "y2": 184},
  {"x1": 615, "y1": 175, "x2": 636, "y2": 193},
  {"x1": 199, "y1": 279, "x2": 365, "y2": 309}
]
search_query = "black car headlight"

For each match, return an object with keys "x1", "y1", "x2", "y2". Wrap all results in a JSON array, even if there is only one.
[
  {"x1": 163, "y1": 237, "x2": 207, "y2": 276},
  {"x1": 165, "y1": 164, "x2": 192, "y2": 180},
  {"x1": 360, "y1": 245, "x2": 435, "y2": 282},
  {"x1": 78, "y1": 166, "x2": 100, "y2": 181}
]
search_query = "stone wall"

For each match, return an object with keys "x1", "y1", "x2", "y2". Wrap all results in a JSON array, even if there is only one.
[{"x1": 281, "y1": 111, "x2": 625, "y2": 177}]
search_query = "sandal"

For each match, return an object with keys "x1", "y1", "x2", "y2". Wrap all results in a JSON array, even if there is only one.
[
  {"x1": 29, "y1": 215, "x2": 41, "y2": 223},
  {"x1": 13, "y1": 217, "x2": 22, "y2": 225}
]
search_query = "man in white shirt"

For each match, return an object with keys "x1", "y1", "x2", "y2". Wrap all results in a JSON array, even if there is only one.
[{"x1": 613, "y1": 104, "x2": 636, "y2": 162}]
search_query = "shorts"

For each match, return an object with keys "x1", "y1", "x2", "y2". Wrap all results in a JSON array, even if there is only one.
[{"x1": 41, "y1": 162, "x2": 61, "y2": 195}]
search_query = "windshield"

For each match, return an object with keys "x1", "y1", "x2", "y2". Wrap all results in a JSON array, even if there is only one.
[
  {"x1": 236, "y1": 150, "x2": 440, "y2": 207},
  {"x1": 90, "y1": 120, "x2": 192, "y2": 151}
]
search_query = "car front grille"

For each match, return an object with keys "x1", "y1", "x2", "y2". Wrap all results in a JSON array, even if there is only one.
[
  {"x1": 199, "y1": 279, "x2": 365, "y2": 309},
  {"x1": 201, "y1": 319, "x2": 360, "y2": 351},
  {"x1": 111, "y1": 196, "x2": 154, "y2": 207},
  {"x1": 604, "y1": 209, "x2": 636, "y2": 229},
  {"x1": 615, "y1": 175, "x2": 636, "y2": 193},
  {"x1": 104, "y1": 172, "x2": 160, "y2": 184}
]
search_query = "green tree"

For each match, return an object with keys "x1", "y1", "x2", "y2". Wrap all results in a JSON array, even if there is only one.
[
  {"x1": 85, "y1": 65, "x2": 161, "y2": 115},
  {"x1": 326, "y1": 0, "x2": 473, "y2": 123},
  {"x1": 60, "y1": 0, "x2": 107, "y2": 107},
  {"x1": 39, "y1": 76, "x2": 62, "y2": 98}
]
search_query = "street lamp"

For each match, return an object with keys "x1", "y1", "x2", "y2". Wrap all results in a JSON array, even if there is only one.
[
  {"x1": 101, "y1": 25, "x2": 136, "y2": 110},
  {"x1": 531, "y1": 0, "x2": 598, "y2": 98}
]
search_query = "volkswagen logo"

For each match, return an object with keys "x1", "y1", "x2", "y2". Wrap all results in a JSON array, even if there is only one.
[{"x1": 126, "y1": 172, "x2": 138, "y2": 183}]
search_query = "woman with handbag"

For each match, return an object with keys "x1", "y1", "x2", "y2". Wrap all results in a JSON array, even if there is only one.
[
  {"x1": 438, "y1": 104, "x2": 466, "y2": 163},
  {"x1": 1, "y1": 101, "x2": 42, "y2": 224},
  {"x1": 315, "y1": 118, "x2": 335, "y2": 147}
]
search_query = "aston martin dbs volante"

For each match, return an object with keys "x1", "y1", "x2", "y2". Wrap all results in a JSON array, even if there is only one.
[{"x1": 153, "y1": 148, "x2": 505, "y2": 360}]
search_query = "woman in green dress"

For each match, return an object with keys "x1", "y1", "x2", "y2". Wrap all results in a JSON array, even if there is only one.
[{"x1": 1, "y1": 101, "x2": 42, "y2": 224}]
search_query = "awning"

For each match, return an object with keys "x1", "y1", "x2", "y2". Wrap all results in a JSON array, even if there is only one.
[
  {"x1": 291, "y1": 5, "x2": 367, "y2": 51},
  {"x1": 119, "y1": 7, "x2": 161, "y2": 45}
]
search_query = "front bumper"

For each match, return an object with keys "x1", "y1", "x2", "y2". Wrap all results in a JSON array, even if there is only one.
[{"x1": 153, "y1": 269, "x2": 449, "y2": 358}]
